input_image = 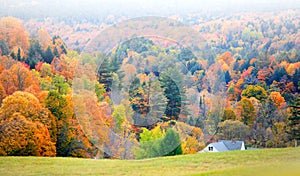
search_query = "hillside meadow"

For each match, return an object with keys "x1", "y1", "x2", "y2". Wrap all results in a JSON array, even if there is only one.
[{"x1": 0, "y1": 147, "x2": 299, "y2": 176}]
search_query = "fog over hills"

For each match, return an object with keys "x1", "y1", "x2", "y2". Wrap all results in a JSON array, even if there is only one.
[{"x1": 0, "y1": 0, "x2": 299, "y2": 21}]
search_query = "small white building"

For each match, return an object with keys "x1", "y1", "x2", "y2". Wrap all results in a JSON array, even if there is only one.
[{"x1": 201, "y1": 140, "x2": 245, "y2": 152}]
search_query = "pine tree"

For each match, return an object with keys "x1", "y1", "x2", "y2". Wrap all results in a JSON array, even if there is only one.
[
  {"x1": 26, "y1": 40, "x2": 43, "y2": 69},
  {"x1": 10, "y1": 52, "x2": 16, "y2": 59},
  {"x1": 159, "y1": 67, "x2": 189, "y2": 120},
  {"x1": 147, "y1": 79, "x2": 168, "y2": 122},
  {"x1": 0, "y1": 39, "x2": 9, "y2": 56},
  {"x1": 97, "y1": 55, "x2": 114, "y2": 92},
  {"x1": 53, "y1": 47, "x2": 59, "y2": 57},
  {"x1": 17, "y1": 48, "x2": 21, "y2": 61},
  {"x1": 60, "y1": 44, "x2": 67, "y2": 54},
  {"x1": 287, "y1": 95, "x2": 300, "y2": 147},
  {"x1": 43, "y1": 46, "x2": 54, "y2": 64},
  {"x1": 224, "y1": 70, "x2": 232, "y2": 84}
]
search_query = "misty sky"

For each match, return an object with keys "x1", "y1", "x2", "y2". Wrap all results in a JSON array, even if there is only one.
[{"x1": 0, "y1": 0, "x2": 299, "y2": 20}]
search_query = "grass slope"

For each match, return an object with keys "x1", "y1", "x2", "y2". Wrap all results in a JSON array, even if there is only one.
[{"x1": 0, "y1": 147, "x2": 300, "y2": 176}]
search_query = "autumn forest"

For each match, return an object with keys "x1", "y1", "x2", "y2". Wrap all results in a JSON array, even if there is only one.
[{"x1": 0, "y1": 6, "x2": 299, "y2": 160}]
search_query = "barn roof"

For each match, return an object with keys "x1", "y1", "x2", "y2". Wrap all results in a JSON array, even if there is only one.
[
  {"x1": 210, "y1": 140, "x2": 244, "y2": 152},
  {"x1": 210, "y1": 141, "x2": 228, "y2": 152}
]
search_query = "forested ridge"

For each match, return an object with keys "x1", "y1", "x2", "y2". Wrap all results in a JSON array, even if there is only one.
[{"x1": 0, "y1": 10, "x2": 299, "y2": 159}]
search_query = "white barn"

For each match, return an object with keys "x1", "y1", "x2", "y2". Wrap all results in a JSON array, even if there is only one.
[{"x1": 201, "y1": 140, "x2": 245, "y2": 152}]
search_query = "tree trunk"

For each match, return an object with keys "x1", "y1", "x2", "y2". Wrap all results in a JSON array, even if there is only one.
[{"x1": 295, "y1": 139, "x2": 298, "y2": 147}]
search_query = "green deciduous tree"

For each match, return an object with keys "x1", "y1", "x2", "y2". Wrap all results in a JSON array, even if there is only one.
[
  {"x1": 159, "y1": 128, "x2": 182, "y2": 156},
  {"x1": 242, "y1": 85, "x2": 268, "y2": 102},
  {"x1": 45, "y1": 90, "x2": 67, "y2": 121},
  {"x1": 52, "y1": 74, "x2": 70, "y2": 95},
  {"x1": 112, "y1": 104, "x2": 126, "y2": 134},
  {"x1": 241, "y1": 27, "x2": 263, "y2": 45},
  {"x1": 135, "y1": 127, "x2": 182, "y2": 159},
  {"x1": 135, "y1": 126, "x2": 164, "y2": 159},
  {"x1": 45, "y1": 90, "x2": 68, "y2": 156}
]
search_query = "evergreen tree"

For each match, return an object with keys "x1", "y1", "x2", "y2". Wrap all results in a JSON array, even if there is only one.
[
  {"x1": 10, "y1": 52, "x2": 16, "y2": 59},
  {"x1": 233, "y1": 59, "x2": 239, "y2": 70},
  {"x1": 96, "y1": 53, "x2": 124, "y2": 92},
  {"x1": 97, "y1": 55, "x2": 114, "y2": 92},
  {"x1": 130, "y1": 77, "x2": 168, "y2": 127},
  {"x1": 43, "y1": 46, "x2": 54, "y2": 64},
  {"x1": 26, "y1": 40, "x2": 43, "y2": 69},
  {"x1": 0, "y1": 39, "x2": 9, "y2": 56},
  {"x1": 110, "y1": 54, "x2": 124, "y2": 88},
  {"x1": 292, "y1": 69, "x2": 300, "y2": 91},
  {"x1": 287, "y1": 95, "x2": 300, "y2": 147},
  {"x1": 224, "y1": 70, "x2": 232, "y2": 84},
  {"x1": 268, "y1": 66, "x2": 288, "y2": 85},
  {"x1": 177, "y1": 47, "x2": 196, "y2": 61},
  {"x1": 147, "y1": 79, "x2": 168, "y2": 122},
  {"x1": 17, "y1": 48, "x2": 21, "y2": 61},
  {"x1": 159, "y1": 67, "x2": 189, "y2": 120},
  {"x1": 53, "y1": 47, "x2": 59, "y2": 57},
  {"x1": 55, "y1": 122, "x2": 70, "y2": 156},
  {"x1": 187, "y1": 59, "x2": 203, "y2": 75},
  {"x1": 60, "y1": 44, "x2": 67, "y2": 54}
]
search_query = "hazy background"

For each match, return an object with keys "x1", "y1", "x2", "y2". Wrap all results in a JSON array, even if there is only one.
[{"x1": 0, "y1": 0, "x2": 299, "y2": 21}]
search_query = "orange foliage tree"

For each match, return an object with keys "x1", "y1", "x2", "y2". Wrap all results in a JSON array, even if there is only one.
[
  {"x1": 269, "y1": 92, "x2": 286, "y2": 109},
  {"x1": 0, "y1": 63, "x2": 36, "y2": 95},
  {"x1": 0, "y1": 113, "x2": 56, "y2": 156},
  {"x1": 218, "y1": 51, "x2": 235, "y2": 71},
  {"x1": 0, "y1": 17, "x2": 29, "y2": 53},
  {"x1": 72, "y1": 90, "x2": 111, "y2": 158},
  {"x1": 0, "y1": 91, "x2": 57, "y2": 142}
]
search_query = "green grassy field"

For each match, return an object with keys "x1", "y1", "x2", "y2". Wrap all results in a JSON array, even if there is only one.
[{"x1": 1, "y1": 147, "x2": 300, "y2": 176}]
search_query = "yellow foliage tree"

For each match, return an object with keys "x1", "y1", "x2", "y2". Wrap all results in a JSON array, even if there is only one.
[
  {"x1": 0, "y1": 82, "x2": 6, "y2": 104},
  {"x1": 181, "y1": 136, "x2": 200, "y2": 154},
  {"x1": 174, "y1": 122, "x2": 205, "y2": 154}
]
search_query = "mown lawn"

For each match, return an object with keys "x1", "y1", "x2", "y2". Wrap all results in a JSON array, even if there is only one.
[{"x1": 0, "y1": 147, "x2": 300, "y2": 176}]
